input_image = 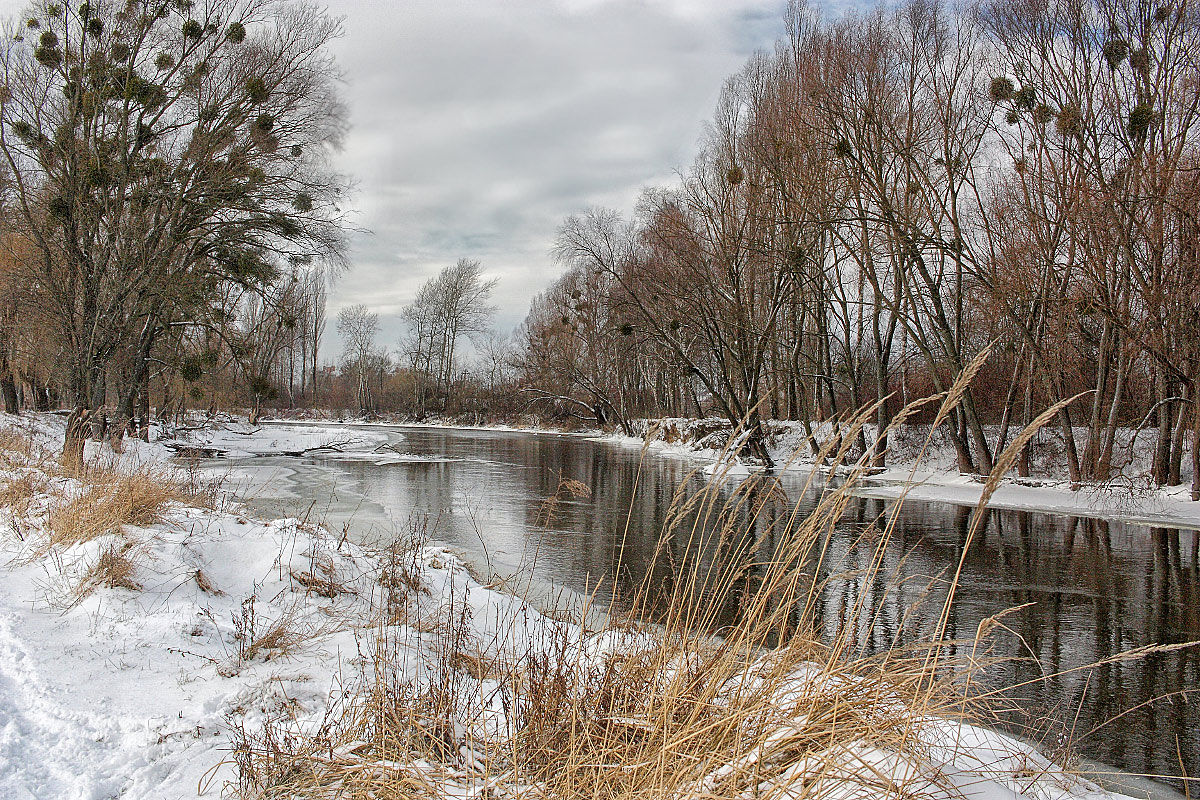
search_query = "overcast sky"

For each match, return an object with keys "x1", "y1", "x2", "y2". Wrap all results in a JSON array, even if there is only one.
[
  {"x1": 0, "y1": 0, "x2": 793, "y2": 356},
  {"x1": 325, "y1": 0, "x2": 791, "y2": 354}
]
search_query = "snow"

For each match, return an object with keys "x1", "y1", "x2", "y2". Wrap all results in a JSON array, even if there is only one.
[
  {"x1": 262, "y1": 414, "x2": 590, "y2": 438},
  {"x1": 158, "y1": 419, "x2": 391, "y2": 458},
  {"x1": 600, "y1": 418, "x2": 1200, "y2": 530},
  {"x1": 0, "y1": 413, "x2": 1166, "y2": 799}
]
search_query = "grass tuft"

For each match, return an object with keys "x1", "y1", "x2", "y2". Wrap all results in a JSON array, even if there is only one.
[
  {"x1": 46, "y1": 465, "x2": 188, "y2": 548},
  {"x1": 195, "y1": 569, "x2": 225, "y2": 596},
  {"x1": 69, "y1": 540, "x2": 143, "y2": 608}
]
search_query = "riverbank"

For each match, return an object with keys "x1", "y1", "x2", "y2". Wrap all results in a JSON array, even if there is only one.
[
  {"x1": 585, "y1": 418, "x2": 1196, "y2": 529},
  {"x1": 257, "y1": 413, "x2": 1200, "y2": 530},
  {"x1": 622, "y1": 432, "x2": 1200, "y2": 530},
  {"x1": 0, "y1": 412, "x2": 1168, "y2": 799}
]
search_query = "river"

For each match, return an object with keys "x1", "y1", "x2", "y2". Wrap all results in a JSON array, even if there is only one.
[{"x1": 212, "y1": 424, "x2": 1199, "y2": 793}]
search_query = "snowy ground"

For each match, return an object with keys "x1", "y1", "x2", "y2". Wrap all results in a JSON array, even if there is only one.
[
  {"x1": 158, "y1": 418, "x2": 393, "y2": 458},
  {"x1": 0, "y1": 413, "x2": 1172, "y2": 799}
]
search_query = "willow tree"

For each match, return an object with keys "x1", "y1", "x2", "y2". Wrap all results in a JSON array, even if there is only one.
[
  {"x1": 0, "y1": 0, "x2": 348, "y2": 462},
  {"x1": 980, "y1": 0, "x2": 1200, "y2": 487}
]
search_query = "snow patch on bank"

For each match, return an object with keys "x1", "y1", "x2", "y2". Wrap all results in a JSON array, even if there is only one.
[
  {"x1": 600, "y1": 418, "x2": 1200, "y2": 529},
  {"x1": 159, "y1": 419, "x2": 391, "y2": 458}
]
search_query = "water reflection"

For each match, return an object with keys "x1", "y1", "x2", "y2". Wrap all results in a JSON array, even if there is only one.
[{"x1": 227, "y1": 426, "x2": 1199, "y2": 790}]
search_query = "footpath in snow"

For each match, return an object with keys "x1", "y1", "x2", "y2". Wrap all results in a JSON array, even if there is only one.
[{"x1": 0, "y1": 413, "x2": 1173, "y2": 799}]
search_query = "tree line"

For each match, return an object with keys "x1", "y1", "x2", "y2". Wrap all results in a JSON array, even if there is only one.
[
  {"x1": 518, "y1": 0, "x2": 1200, "y2": 497},
  {"x1": 2, "y1": 0, "x2": 1197, "y2": 500},
  {"x1": 328, "y1": 258, "x2": 500, "y2": 418}
]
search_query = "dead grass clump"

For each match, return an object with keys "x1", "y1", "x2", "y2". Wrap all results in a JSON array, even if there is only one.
[
  {"x1": 107, "y1": 468, "x2": 185, "y2": 527},
  {"x1": 70, "y1": 541, "x2": 143, "y2": 608},
  {"x1": 47, "y1": 485, "x2": 127, "y2": 547},
  {"x1": 47, "y1": 466, "x2": 188, "y2": 548},
  {"x1": 376, "y1": 521, "x2": 432, "y2": 624},
  {"x1": 291, "y1": 564, "x2": 353, "y2": 599},
  {"x1": 0, "y1": 471, "x2": 50, "y2": 520},
  {"x1": 0, "y1": 426, "x2": 38, "y2": 471},
  {"x1": 224, "y1": 593, "x2": 343, "y2": 677},
  {"x1": 195, "y1": 569, "x2": 225, "y2": 596}
]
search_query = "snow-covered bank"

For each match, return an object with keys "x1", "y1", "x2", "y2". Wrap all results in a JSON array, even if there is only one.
[
  {"x1": 261, "y1": 414, "x2": 594, "y2": 437},
  {"x1": 601, "y1": 418, "x2": 1200, "y2": 530},
  {"x1": 0, "y1": 414, "x2": 1173, "y2": 799},
  {"x1": 158, "y1": 418, "x2": 393, "y2": 458},
  {"x1": 0, "y1": 414, "x2": 499, "y2": 797},
  {"x1": 186, "y1": 412, "x2": 1200, "y2": 528}
]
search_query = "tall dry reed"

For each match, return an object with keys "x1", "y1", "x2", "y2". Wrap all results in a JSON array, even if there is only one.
[{"x1": 227, "y1": 373, "x2": 1184, "y2": 799}]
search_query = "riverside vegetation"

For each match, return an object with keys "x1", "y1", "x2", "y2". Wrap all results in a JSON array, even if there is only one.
[{"x1": 2, "y1": 374, "x2": 1184, "y2": 797}]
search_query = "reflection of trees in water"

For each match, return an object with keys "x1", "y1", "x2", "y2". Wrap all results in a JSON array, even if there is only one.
[
  {"x1": 595, "y1": 465, "x2": 1200, "y2": 788},
  {"x1": 808, "y1": 503, "x2": 1200, "y2": 790}
]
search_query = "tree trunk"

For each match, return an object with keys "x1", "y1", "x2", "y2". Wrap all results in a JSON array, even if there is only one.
[
  {"x1": 1, "y1": 372, "x2": 18, "y2": 415},
  {"x1": 138, "y1": 364, "x2": 151, "y2": 441},
  {"x1": 1019, "y1": 359, "x2": 1034, "y2": 478},
  {"x1": 1058, "y1": 404, "x2": 1083, "y2": 489},
  {"x1": 962, "y1": 391, "x2": 995, "y2": 474},
  {"x1": 0, "y1": 336, "x2": 17, "y2": 414},
  {"x1": 89, "y1": 379, "x2": 108, "y2": 442},
  {"x1": 1190, "y1": 391, "x2": 1199, "y2": 502},
  {"x1": 949, "y1": 413, "x2": 975, "y2": 473},
  {"x1": 1083, "y1": 321, "x2": 1114, "y2": 479},
  {"x1": 1168, "y1": 396, "x2": 1187, "y2": 487},
  {"x1": 33, "y1": 383, "x2": 50, "y2": 412},
  {"x1": 1098, "y1": 351, "x2": 1128, "y2": 479},
  {"x1": 995, "y1": 346, "x2": 1027, "y2": 455},
  {"x1": 747, "y1": 414, "x2": 775, "y2": 470},
  {"x1": 873, "y1": 356, "x2": 892, "y2": 468},
  {"x1": 63, "y1": 359, "x2": 102, "y2": 464},
  {"x1": 1152, "y1": 371, "x2": 1173, "y2": 486},
  {"x1": 0, "y1": 346, "x2": 18, "y2": 415},
  {"x1": 115, "y1": 384, "x2": 136, "y2": 441}
]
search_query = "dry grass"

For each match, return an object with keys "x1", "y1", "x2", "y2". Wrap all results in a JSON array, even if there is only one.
[
  {"x1": 0, "y1": 471, "x2": 49, "y2": 522},
  {"x1": 221, "y1": 593, "x2": 346, "y2": 678},
  {"x1": 0, "y1": 420, "x2": 228, "y2": 611},
  {"x1": 69, "y1": 541, "x2": 144, "y2": 608},
  {"x1": 45, "y1": 465, "x2": 191, "y2": 548},
  {"x1": 291, "y1": 551, "x2": 357, "y2": 600},
  {"x1": 226, "y1": 383, "x2": 1089, "y2": 800},
  {"x1": 41, "y1": 466, "x2": 188, "y2": 607},
  {"x1": 196, "y1": 569, "x2": 226, "y2": 596},
  {"x1": 0, "y1": 426, "x2": 41, "y2": 471}
]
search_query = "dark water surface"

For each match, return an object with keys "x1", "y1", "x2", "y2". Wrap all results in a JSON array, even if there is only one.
[{"x1": 223, "y1": 425, "x2": 1200, "y2": 792}]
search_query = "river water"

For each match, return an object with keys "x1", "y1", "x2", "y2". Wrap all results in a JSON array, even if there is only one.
[{"x1": 216, "y1": 424, "x2": 1199, "y2": 792}]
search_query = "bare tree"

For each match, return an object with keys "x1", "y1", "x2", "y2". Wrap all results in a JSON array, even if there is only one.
[
  {"x1": 337, "y1": 304, "x2": 378, "y2": 413},
  {"x1": 0, "y1": 0, "x2": 348, "y2": 461},
  {"x1": 400, "y1": 258, "x2": 496, "y2": 406}
]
